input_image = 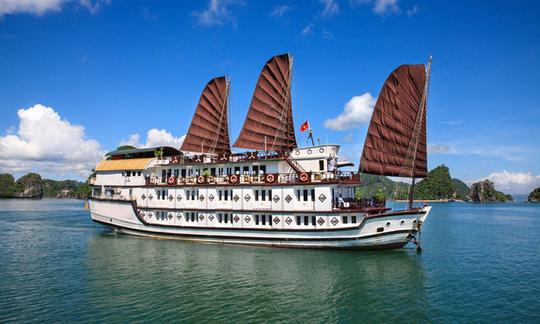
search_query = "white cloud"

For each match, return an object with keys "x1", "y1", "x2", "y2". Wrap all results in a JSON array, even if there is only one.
[
  {"x1": 428, "y1": 143, "x2": 453, "y2": 154},
  {"x1": 0, "y1": 0, "x2": 63, "y2": 16},
  {"x1": 324, "y1": 93, "x2": 375, "y2": 130},
  {"x1": 352, "y1": 0, "x2": 400, "y2": 15},
  {"x1": 467, "y1": 171, "x2": 540, "y2": 195},
  {"x1": 301, "y1": 23, "x2": 314, "y2": 35},
  {"x1": 320, "y1": 0, "x2": 338, "y2": 17},
  {"x1": 120, "y1": 129, "x2": 185, "y2": 149},
  {"x1": 406, "y1": 4, "x2": 419, "y2": 16},
  {"x1": 0, "y1": 0, "x2": 110, "y2": 16},
  {"x1": 0, "y1": 104, "x2": 104, "y2": 178},
  {"x1": 270, "y1": 4, "x2": 291, "y2": 17},
  {"x1": 193, "y1": 0, "x2": 243, "y2": 27},
  {"x1": 79, "y1": 0, "x2": 111, "y2": 14}
]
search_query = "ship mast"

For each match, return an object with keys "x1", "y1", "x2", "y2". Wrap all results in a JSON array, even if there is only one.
[{"x1": 407, "y1": 56, "x2": 432, "y2": 210}]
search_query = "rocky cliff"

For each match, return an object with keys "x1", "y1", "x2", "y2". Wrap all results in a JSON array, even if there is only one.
[
  {"x1": 467, "y1": 179, "x2": 513, "y2": 202},
  {"x1": 10, "y1": 173, "x2": 43, "y2": 199},
  {"x1": 528, "y1": 187, "x2": 540, "y2": 203}
]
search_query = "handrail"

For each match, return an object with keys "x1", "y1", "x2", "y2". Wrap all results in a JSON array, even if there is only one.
[{"x1": 146, "y1": 171, "x2": 359, "y2": 187}]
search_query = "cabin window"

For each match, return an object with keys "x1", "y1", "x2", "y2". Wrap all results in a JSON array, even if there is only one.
[
  {"x1": 261, "y1": 190, "x2": 266, "y2": 201},
  {"x1": 297, "y1": 190, "x2": 301, "y2": 201},
  {"x1": 174, "y1": 169, "x2": 179, "y2": 177},
  {"x1": 352, "y1": 216, "x2": 357, "y2": 223},
  {"x1": 161, "y1": 169, "x2": 166, "y2": 179},
  {"x1": 211, "y1": 168, "x2": 216, "y2": 176},
  {"x1": 311, "y1": 189, "x2": 315, "y2": 201},
  {"x1": 269, "y1": 216, "x2": 273, "y2": 225},
  {"x1": 234, "y1": 167, "x2": 240, "y2": 175},
  {"x1": 224, "y1": 190, "x2": 229, "y2": 201},
  {"x1": 262, "y1": 215, "x2": 266, "y2": 226},
  {"x1": 218, "y1": 168, "x2": 224, "y2": 176},
  {"x1": 319, "y1": 160, "x2": 325, "y2": 171},
  {"x1": 191, "y1": 213, "x2": 196, "y2": 222},
  {"x1": 260, "y1": 165, "x2": 266, "y2": 174},
  {"x1": 218, "y1": 190, "x2": 222, "y2": 201},
  {"x1": 304, "y1": 216, "x2": 309, "y2": 226},
  {"x1": 181, "y1": 169, "x2": 186, "y2": 177},
  {"x1": 312, "y1": 216, "x2": 316, "y2": 226},
  {"x1": 253, "y1": 165, "x2": 259, "y2": 175},
  {"x1": 269, "y1": 190, "x2": 272, "y2": 201},
  {"x1": 126, "y1": 171, "x2": 131, "y2": 177},
  {"x1": 343, "y1": 216, "x2": 348, "y2": 224},
  {"x1": 226, "y1": 167, "x2": 232, "y2": 175},
  {"x1": 224, "y1": 214, "x2": 229, "y2": 223},
  {"x1": 255, "y1": 215, "x2": 259, "y2": 225},
  {"x1": 138, "y1": 171, "x2": 142, "y2": 176},
  {"x1": 255, "y1": 190, "x2": 259, "y2": 201},
  {"x1": 167, "y1": 169, "x2": 172, "y2": 177},
  {"x1": 303, "y1": 189, "x2": 308, "y2": 202},
  {"x1": 243, "y1": 166, "x2": 249, "y2": 175},
  {"x1": 296, "y1": 216, "x2": 301, "y2": 225}
]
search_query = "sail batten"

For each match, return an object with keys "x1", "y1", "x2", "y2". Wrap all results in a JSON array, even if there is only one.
[
  {"x1": 233, "y1": 54, "x2": 297, "y2": 151},
  {"x1": 360, "y1": 64, "x2": 429, "y2": 178},
  {"x1": 181, "y1": 76, "x2": 231, "y2": 154}
]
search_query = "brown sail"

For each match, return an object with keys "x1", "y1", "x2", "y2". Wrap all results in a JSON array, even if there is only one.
[
  {"x1": 233, "y1": 54, "x2": 297, "y2": 151},
  {"x1": 360, "y1": 63, "x2": 429, "y2": 178},
  {"x1": 181, "y1": 76, "x2": 231, "y2": 154}
]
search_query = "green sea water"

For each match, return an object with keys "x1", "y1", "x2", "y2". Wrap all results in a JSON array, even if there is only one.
[{"x1": 0, "y1": 199, "x2": 539, "y2": 323}]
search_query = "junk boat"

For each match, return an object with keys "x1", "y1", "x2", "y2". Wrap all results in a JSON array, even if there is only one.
[{"x1": 89, "y1": 54, "x2": 432, "y2": 249}]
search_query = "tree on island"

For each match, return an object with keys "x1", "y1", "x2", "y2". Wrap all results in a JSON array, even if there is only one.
[{"x1": 528, "y1": 187, "x2": 540, "y2": 203}]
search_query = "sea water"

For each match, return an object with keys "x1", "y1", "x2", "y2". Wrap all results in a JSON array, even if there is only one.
[{"x1": 0, "y1": 199, "x2": 539, "y2": 322}]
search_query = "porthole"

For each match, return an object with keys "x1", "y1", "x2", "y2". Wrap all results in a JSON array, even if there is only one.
[
  {"x1": 413, "y1": 219, "x2": 417, "y2": 223},
  {"x1": 295, "y1": 150, "x2": 300, "y2": 155},
  {"x1": 377, "y1": 227, "x2": 384, "y2": 233},
  {"x1": 400, "y1": 220, "x2": 405, "y2": 225},
  {"x1": 319, "y1": 147, "x2": 324, "y2": 153},
  {"x1": 307, "y1": 149, "x2": 312, "y2": 154},
  {"x1": 386, "y1": 221, "x2": 391, "y2": 226}
]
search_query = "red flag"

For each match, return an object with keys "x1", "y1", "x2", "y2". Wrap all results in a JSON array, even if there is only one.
[{"x1": 300, "y1": 120, "x2": 310, "y2": 132}]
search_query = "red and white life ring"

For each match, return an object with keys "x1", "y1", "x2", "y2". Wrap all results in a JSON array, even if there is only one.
[
  {"x1": 265, "y1": 173, "x2": 276, "y2": 183},
  {"x1": 167, "y1": 176, "x2": 176, "y2": 185},
  {"x1": 197, "y1": 176, "x2": 205, "y2": 184},
  {"x1": 299, "y1": 172, "x2": 309, "y2": 182},
  {"x1": 229, "y1": 174, "x2": 239, "y2": 184}
]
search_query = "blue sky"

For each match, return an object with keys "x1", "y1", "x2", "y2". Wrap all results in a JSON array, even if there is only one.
[{"x1": 0, "y1": 0, "x2": 539, "y2": 194}]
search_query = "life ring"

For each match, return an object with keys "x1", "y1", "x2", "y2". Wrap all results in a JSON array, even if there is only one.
[
  {"x1": 265, "y1": 173, "x2": 276, "y2": 183},
  {"x1": 229, "y1": 174, "x2": 239, "y2": 184},
  {"x1": 299, "y1": 172, "x2": 309, "y2": 182},
  {"x1": 167, "y1": 176, "x2": 176, "y2": 185},
  {"x1": 197, "y1": 176, "x2": 205, "y2": 184}
]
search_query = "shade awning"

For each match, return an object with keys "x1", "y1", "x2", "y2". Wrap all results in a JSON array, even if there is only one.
[{"x1": 95, "y1": 158, "x2": 154, "y2": 172}]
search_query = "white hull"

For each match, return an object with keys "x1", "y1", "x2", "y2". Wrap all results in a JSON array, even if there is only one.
[{"x1": 89, "y1": 199, "x2": 431, "y2": 250}]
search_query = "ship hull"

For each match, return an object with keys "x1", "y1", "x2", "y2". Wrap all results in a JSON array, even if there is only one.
[{"x1": 89, "y1": 198, "x2": 430, "y2": 250}]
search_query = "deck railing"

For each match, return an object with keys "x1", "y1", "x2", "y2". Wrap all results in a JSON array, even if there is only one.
[{"x1": 146, "y1": 171, "x2": 360, "y2": 187}]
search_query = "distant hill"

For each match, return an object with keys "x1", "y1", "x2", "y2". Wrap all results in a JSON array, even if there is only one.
[
  {"x1": 356, "y1": 174, "x2": 409, "y2": 200},
  {"x1": 452, "y1": 178, "x2": 470, "y2": 199},
  {"x1": 357, "y1": 167, "x2": 462, "y2": 201},
  {"x1": 414, "y1": 165, "x2": 456, "y2": 200},
  {"x1": 0, "y1": 173, "x2": 90, "y2": 199}
]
